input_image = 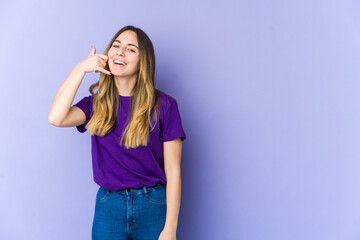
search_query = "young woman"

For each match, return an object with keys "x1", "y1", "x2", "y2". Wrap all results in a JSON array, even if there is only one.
[{"x1": 48, "y1": 25, "x2": 186, "y2": 240}]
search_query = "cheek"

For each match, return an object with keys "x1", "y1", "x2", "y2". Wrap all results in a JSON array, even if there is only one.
[
  {"x1": 130, "y1": 56, "x2": 140, "y2": 66},
  {"x1": 107, "y1": 49, "x2": 115, "y2": 57},
  {"x1": 125, "y1": 57, "x2": 138, "y2": 69},
  {"x1": 133, "y1": 59, "x2": 140, "y2": 70}
]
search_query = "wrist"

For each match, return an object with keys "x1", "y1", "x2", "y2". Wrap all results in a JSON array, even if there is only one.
[
  {"x1": 164, "y1": 223, "x2": 177, "y2": 232},
  {"x1": 74, "y1": 63, "x2": 86, "y2": 75}
]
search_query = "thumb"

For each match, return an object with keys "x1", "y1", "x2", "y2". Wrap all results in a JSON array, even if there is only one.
[{"x1": 89, "y1": 45, "x2": 96, "y2": 55}]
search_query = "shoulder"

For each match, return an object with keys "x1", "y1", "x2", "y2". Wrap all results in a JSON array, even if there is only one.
[
  {"x1": 73, "y1": 94, "x2": 93, "y2": 107},
  {"x1": 77, "y1": 94, "x2": 93, "y2": 102},
  {"x1": 86, "y1": 94, "x2": 93, "y2": 100},
  {"x1": 83, "y1": 94, "x2": 94, "y2": 105},
  {"x1": 156, "y1": 89, "x2": 178, "y2": 110}
]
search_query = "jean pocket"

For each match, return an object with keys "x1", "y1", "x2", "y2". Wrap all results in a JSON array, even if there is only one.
[
  {"x1": 96, "y1": 187, "x2": 110, "y2": 202},
  {"x1": 145, "y1": 187, "x2": 166, "y2": 204}
]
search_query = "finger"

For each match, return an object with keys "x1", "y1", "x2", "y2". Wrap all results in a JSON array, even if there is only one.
[
  {"x1": 96, "y1": 66, "x2": 112, "y2": 75},
  {"x1": 97, "y1": 54, "x2": 109, "y2": 61},
  {"x1": 98, "y1": 57, "x2": 106, "y2": 67},
  {"x1": 89, "y1": 46, "x2": 96, "y2": 56}
]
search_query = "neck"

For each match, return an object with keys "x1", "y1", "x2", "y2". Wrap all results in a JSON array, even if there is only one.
[{"x1": 114, "y1": 75, "x2": 137, "y2": 96}]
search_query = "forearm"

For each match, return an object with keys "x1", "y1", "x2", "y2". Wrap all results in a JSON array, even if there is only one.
[
  {"x1": 164, "y1": 173, "x2": 181, "y2": 232},
  {"x1": 48, "y1": 64, "x2": 86, "y2": 125}
]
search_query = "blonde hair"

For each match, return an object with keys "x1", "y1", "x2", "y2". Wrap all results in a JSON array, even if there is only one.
[{"x1": 85, "y1": 25, "x2": 160, "y2": 149}]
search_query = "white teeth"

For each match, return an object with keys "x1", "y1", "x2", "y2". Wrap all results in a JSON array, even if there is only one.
[{"x1": 114, "y1": 60, "x2": 125, "y2": 65}]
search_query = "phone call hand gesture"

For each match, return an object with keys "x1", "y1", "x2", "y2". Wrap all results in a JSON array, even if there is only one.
[{"x1": 77, "y1": 46, "x2": 112, "y2": 75}]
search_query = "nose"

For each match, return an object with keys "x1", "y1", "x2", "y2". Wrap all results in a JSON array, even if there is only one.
[{"x1": 116, "y1": 47, "x2": 125, "y2": 56}]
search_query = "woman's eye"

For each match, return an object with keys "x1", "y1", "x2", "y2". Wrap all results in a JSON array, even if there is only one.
[{"x1": 111, "y1": 45, "x2": 135, "y2": 52}]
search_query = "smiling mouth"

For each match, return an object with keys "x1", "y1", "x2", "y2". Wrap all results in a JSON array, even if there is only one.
[{"x1": 114, "y1": 60, "x2": 126, "y2": 66}]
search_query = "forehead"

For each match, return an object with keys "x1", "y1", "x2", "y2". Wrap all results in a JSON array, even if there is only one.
[{"x1": 114, "y1": 30, "x2": 138, "y2": 44}]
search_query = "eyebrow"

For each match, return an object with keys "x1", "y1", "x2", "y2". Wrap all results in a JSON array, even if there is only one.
[{"x1": 113, "y1": 40, "x2": 139, "y2": 49}]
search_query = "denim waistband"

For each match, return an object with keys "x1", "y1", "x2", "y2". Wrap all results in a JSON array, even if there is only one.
[{"x1": 110, "y1": 182, "x2": 166, "y2": 196}]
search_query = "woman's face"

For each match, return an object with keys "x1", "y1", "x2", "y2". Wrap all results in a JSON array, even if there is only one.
[{"x1": 108, "y1": 30, "x2": 140, "y2": 78}]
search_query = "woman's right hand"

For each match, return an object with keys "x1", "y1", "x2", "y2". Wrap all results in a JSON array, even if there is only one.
[{"x1": 77, "y1": 46, "x2": 112, "y2": 75}]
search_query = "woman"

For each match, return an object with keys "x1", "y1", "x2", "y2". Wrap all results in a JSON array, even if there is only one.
[{"x1": 48, "y1": 25, "x2": 186, "y2": 240}]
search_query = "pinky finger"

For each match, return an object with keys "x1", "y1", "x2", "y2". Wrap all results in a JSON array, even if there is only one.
[{"x1": 97, "y1": 67, "x2": 112, "y2": 76}]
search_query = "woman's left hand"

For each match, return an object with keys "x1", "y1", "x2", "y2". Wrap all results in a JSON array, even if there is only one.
[{"x1": 158, "y1": 228, "x2": 176, "y2": 240}]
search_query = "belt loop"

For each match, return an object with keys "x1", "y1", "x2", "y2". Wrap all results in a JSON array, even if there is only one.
[
  {"x1": 143, "y1": 186, "x2": 148, "y2": 196},
  {"x1": 125, "y1": 188, "x2": 129, "y2": 196}
]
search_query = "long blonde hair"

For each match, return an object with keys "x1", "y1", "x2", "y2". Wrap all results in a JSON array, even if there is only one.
[{"x1": 85, "y1": 25, "x2": 160, "y2": 149}]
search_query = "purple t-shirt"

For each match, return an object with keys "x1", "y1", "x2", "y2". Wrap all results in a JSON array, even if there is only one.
[{"x1": 72, "y1": 90, "x2": 186, "y2": 191}]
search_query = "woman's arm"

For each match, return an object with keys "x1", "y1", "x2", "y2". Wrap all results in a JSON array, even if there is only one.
[
  {"x1": 163, "y1": 137, "x2": 183, "y2": 233},
  {"x1": 48, "y1": 65, "x2": 86, "y2": 126},
  {"x1": 48, "y1": 46, "x2": 111, "y2": 126}
]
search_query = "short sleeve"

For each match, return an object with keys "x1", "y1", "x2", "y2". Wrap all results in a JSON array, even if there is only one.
[
  {"x1": 72, "y1": 95, "x2": 92, "y2": 133},
  {"x1": 163, "y1": 100, "x2": 187, "y2": 142}
]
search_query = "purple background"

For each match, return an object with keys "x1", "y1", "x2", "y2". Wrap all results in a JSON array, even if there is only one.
[{"x1": 1, "y1": 0, "x2": 360, "y2": 239}]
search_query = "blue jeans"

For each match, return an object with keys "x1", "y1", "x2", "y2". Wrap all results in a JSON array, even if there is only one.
[{"x1": 92, "y1": 183, "x2": 167, "y2": 240}]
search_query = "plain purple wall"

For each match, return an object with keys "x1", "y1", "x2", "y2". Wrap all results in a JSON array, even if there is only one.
[{"x1": 1, "y1": 0, "x2": 360, "y2": 239}]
